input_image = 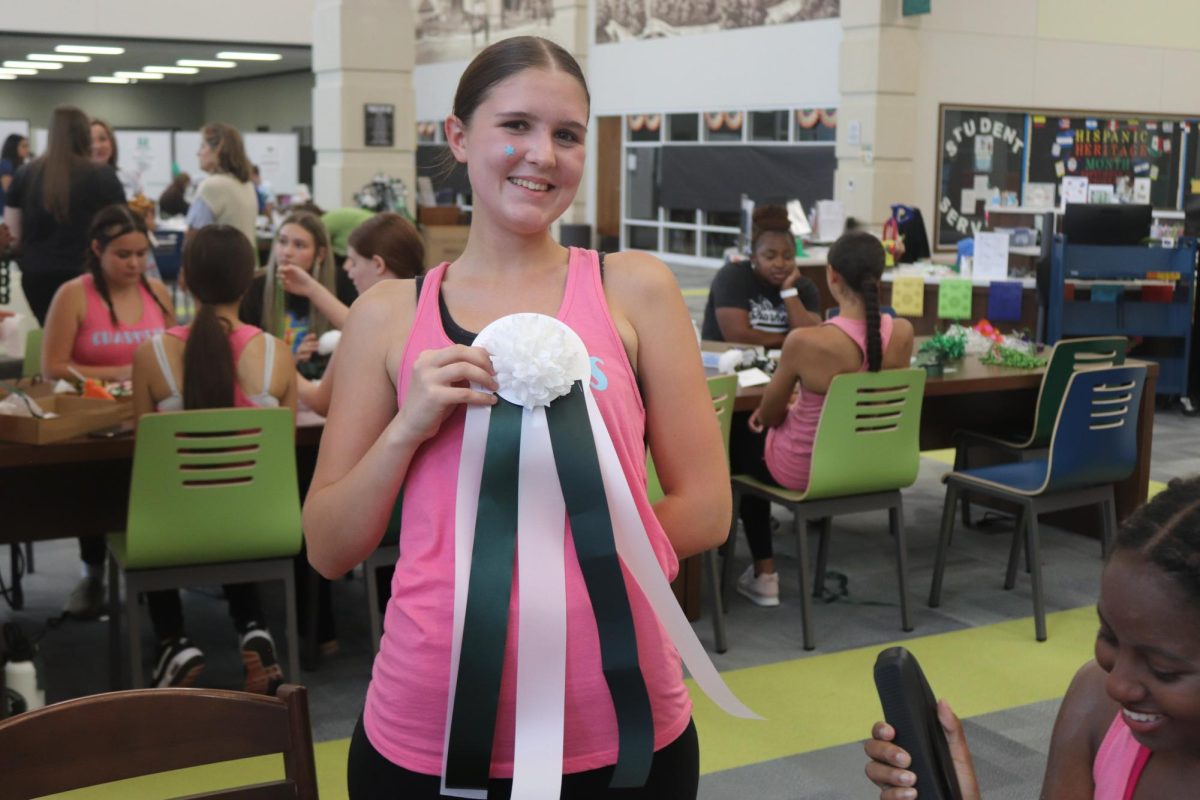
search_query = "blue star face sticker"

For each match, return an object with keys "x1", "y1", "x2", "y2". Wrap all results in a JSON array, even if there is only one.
[{"x1": 504, "y1": 145, "x2": 516, "y2": 156}]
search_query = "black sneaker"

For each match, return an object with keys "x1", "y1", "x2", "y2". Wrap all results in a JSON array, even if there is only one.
[
  {"x1": 152, "y1": 637, "x2": 206, "y2": 688},
  {"x1": 239, "y1": 626, "x2": 284, "y2": 695}
]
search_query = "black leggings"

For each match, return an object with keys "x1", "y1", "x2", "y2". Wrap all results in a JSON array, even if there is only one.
[
  {"x1": 347, "y1": 715, "x2": 699, "y2": 800},
  {"x1": 729, "y1": 412, "x2": 777, "y2": 561}
]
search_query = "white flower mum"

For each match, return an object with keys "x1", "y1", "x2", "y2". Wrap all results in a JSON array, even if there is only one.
[{"x1": 473, "y1": 313, "x2": 590, "y2": 409}]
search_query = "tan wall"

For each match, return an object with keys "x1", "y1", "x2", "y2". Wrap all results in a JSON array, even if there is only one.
[{"x1": 908, "y1": 0, "x2": 1200, "y2": 242}]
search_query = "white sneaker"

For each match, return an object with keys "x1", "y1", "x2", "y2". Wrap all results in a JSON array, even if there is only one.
[{"x1": 736, "y1": 565, "x2": 780, "y2": 607}]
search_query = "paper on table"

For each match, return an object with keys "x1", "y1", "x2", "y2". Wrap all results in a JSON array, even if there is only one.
[
  {"x1": 892, "y1": 275, "x2": 925, "y2": 317},
  {"x1": 937, "y1": 278, "x2": 974, "y2": 320},
  {"x1": 960, "y1": 189, "x2": 976, "y2": 211},
  {"x1": 972, "y1": 231, "x2": 1010, "y2": 281},
  {"x1": 815, "y1": 200, "x2": 845, "y2": 241},
  {"x1": 736, "y1": 368, "x2": 771, "y2": 388}
]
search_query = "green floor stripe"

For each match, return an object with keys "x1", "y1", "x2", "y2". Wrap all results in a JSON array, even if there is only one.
[
  {"x1": 921, "y1": 448, "x2": 956, "y2": 465},
  {"x1": 681, "y1": 288, "x2": 709, "y2": 297},
  {"x1": 687, "y1": 605, "x2": 1096, "y2": 774},
  {"x1": 45, "y1": 608, "x2": 1099, "y2": 795},
  {"x1": 1148, "y1": 479, "x2": 1167, "y2": 499}
]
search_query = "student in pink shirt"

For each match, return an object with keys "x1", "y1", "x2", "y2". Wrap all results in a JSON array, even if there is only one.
[
  {"x1": 865, "y1": 476, "x2": 1200, "y2": 800},
  {"x1": 302, "y1": 36, "x2": 729, "y2": 799},
  {"x1": 41, "y1": 203, "x2": 174, "y2": 621}
]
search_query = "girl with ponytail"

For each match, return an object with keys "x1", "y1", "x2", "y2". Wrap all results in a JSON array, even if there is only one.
[
  {"x1": 130, "y1": 224, "x2": 296, "y2": 693},
  {"x1": 736, "y1": 231, "x2": 914, "y2": 605}
]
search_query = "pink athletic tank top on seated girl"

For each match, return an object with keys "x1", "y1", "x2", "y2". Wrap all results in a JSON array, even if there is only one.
[
  {"x1": 763, "y1": 314, "x2": 895, "y2": 492},
  {"x1": 363, "y1": 247, "x2": 692, "y2": 777},
  {"x1": 70, "y1": 273, "x2": 167, "y2": 367},
  {"x1": 153, "y1": 324, "x2": 279, "y2": 410},
  {"x1": 1093, "y1": 714, "x2": 1151, "y2": 800}
]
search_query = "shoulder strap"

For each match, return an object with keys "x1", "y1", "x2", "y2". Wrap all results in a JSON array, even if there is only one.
[
  {"x1": 151, "y1": 334, "x2": 181, "y2": 398},
  {"x1": 260, "y1": 334, "x2": 276, "y2": 394}
]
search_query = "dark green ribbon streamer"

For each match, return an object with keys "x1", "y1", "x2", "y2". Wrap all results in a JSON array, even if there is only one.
[
  {"x1": 445, "y1": 398, "x2": 523, "y2": 791},
  {"x1": 547, "y1": 383, "x2": 655, "y2": 788}
]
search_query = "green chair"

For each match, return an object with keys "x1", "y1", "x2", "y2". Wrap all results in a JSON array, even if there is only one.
[
  {"x1": 21, "y1": 328, "x2": 42, "y2": 379},
  {"x1": 646, "y1": 374, "x2": 738, "y2": 653},
  {"x1": 107, "y1": 408, "x2": 303, "y2": 689},
  {"x1": 954, "y1": 336, "x2": 1126, "y2": 526},
  {"x1": 721, "y1": 368, "x2": 926, "y2": 650}
]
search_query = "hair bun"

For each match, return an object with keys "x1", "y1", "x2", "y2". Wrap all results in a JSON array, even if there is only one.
[{"x1": 752, "y1": 204, "x2": 790, "y2": 233}]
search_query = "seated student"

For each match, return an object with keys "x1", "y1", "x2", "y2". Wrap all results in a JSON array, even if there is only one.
[
  {"x1": 865, "y1": 476, "x2": 1200, "y2": 800},
  {"x1": 279, "y1": 212, "x2": 426, "y2": 414},
  {"x1": 131, "y1": 225, "x2": 296, "y2": 691},
  {"x1": 752, "y1": 231, "x2": 914, "y2": 493},
  {"x1": 240, "y1": 210, "x2": 338, "y2": 376},
  {"x1": 701, "y1": 204, "x2": 821, "y2": 608},
  {"x1": 42, "y1": 204, "x2": 174, "y2": 382},
  {"x1": 42, "y1": 204, "x2": 175, "y2": 620},
  {"x1": 738, "y1": 232, "x2": 913, "y2": 606}
]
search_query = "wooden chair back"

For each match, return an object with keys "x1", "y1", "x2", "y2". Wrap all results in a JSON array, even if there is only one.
[{"x1": 0, "y1": 684, "x2": 318, "y2": 799}]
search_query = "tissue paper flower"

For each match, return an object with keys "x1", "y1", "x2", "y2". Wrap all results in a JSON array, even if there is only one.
[{"x1": 473, "y1": 313, "x2": 589, "y2": 409}]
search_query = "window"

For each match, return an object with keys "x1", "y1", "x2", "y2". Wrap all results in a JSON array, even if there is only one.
[
  {"x1": 627, "y1": 114, "x2": 661, "y2": 142},
  {"x1": 667, "y1": 113, "x2": 699, "y2": 142},
  {"x1": 703, "y1": 111, "x2": 743, "y2": 142},
  {"x1": 794, "y1": 108, "x2": 836, "y2": 142},
  {"x1": 750, "y1": 110, "x2": 789, "y2": 142},
  {"x1": 625, "y1": 147, "x2": 659, "y2": 221}
]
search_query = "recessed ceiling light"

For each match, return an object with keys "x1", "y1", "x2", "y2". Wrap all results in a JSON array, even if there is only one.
[
  {"x1": 0, "y1": 68, "x2": 37, "y2": 76},
  {"x1": 28, "y1": 53, "x2": 91, "y2": 63},
  {"x1": 57, "y1": 45, "x2": 124, "y2": 55},
  {"x1": 89, "y1": 76, "x2": 131, "y2": 84},
  {"x1": 144, "y1": 65, "x2": 199, "y2": 75},
  {"x1": 114, "y1": 71, "x2": 164, "y2": 80},
  {"x1": 0, "y1": 75, "x2": 16, "y2": 81},
  {"x1": 177, "y1": 59, "x2": 236, "y2": 69},
  {"x1": 4, "y1": 61, "x2": 57, "y2": 70},
  {"x1": 215, "y1": 51, "x2": 282, "y2": 61}
]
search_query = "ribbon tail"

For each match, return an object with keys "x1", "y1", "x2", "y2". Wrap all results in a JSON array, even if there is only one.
[
  {"x1": 511, "y1": 406, "x2": 567, "y2": 800},
  {"x1": 442, "y1": 402, "x2": 492, "y2": 800},
  {"x1": 582, "y1": 386, "x2": 762, "y2": 722},
  {"x1": 444, "y1": 399, "x2": 524, "y2": 795}
]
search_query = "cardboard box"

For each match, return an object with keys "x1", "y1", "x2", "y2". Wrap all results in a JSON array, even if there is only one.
[
  {"x1": 418, "y1": 206, "x2": 466, "y2": 226},
  {"x1": 0, "y1": 395, "x2": 133, "y2": 444},
  {"x1": 422, "y1": 224, "x2": 471, "y2": 267}
]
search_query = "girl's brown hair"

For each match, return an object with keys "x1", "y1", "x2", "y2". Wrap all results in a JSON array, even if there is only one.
[
  {"x1": 84, "y1": 204, "x2": 170, "y2": 326},
  {"x1": 36, "y1": 106, "x2": 92, "y2": 222},
  {"x1": 827, "y1": 230, "x2": 887, "y2": 372},
  {"x1": 90, "y1": 118, "x2": 118, "y2": 168},
  {"x1": 201, "y1": 123, "x2": 253, "y2": 183},
  {"x1": 261, "y1": 211, "x2": 338, "y2": 338},
  {"x1": 346, "y1": 212, "x2": 425, "y2": 278},
  {"x1": 453, "y1": 35, "x2": 589, "y2": 126},
  {"x1": 180, "y1": 226, "x2": 257, "y2": 410},
  {"x1": 750, "y1": 204, "x2": 795, "y2": 254}
]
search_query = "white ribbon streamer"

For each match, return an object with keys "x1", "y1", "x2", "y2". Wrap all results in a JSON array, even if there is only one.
[
  {"x1": 511, "y1": 407, "x2": 567, "y2": 799},
  {"x1": 582, "y1": 385, "x2": 762, "y2": 721},
  {"x1": 442, "y1": 401, "x2": 491, "y2": 800}
]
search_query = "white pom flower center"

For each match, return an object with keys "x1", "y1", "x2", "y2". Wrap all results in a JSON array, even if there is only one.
[{"x1": 473, "y1": 313, "x2": 591, "y2": 409}]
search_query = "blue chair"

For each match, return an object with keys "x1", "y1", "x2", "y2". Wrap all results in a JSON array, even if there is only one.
[
  {"x1": 929, "y1": 364, "x2": 1146, "y2": 641},
  {"x1": 825, "y1": 306, "x2": 896, "y2": 320}
]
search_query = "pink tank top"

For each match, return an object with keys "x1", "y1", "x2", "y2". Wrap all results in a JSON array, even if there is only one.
[
  {"x1": 71, "y1": 274, "x2": 167, "y2": 367},
  {"x1": 763, "y1": 314, "x2": 895, "y2": 491},
  {"x1": 363, "y1": 248, "x2": 692, "y2": 777},
  {"x1": 158, "y1": 324, "x2": 277, "y2": 409},
  {"x1": 1093, "y1": 714, "x2": 1151, "y2": 800}
]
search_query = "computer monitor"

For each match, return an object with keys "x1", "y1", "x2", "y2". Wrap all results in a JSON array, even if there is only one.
[{"x1": 1062, "y1": 203, "x2": 1152, "y2": 246}]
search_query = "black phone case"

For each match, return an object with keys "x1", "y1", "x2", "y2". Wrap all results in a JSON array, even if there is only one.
[{"x1": 873, "y1": 647, "x2": 963, "y2": 800}]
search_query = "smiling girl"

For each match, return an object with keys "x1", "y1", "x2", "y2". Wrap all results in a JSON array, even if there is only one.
[
  {"x1": 302, "y1": 36, "x2": 728, "y2": 799},
  {"x1": 864, "y1": 475, "x2": 1200, "y2": 800}
]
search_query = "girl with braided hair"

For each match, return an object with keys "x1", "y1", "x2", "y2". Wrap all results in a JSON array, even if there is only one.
[
  {"x1": 736, "y1": 231, "x2": 913, "y2": 605},
  {"x1": 866, "y1": 475, "x2": 1200, "y2": 799},
  {"x1": 42, "y1": 202, "x2": 174, "y2": 381},
  {"x1": 41, "y1": 202, "x2": 175, "y2": 620}
]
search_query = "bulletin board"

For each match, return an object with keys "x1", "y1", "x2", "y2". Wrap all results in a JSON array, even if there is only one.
[
  {"x1": 114, "y1": 129, "x2": 173, "y2": 200},
  {"x1": 935, "y1": 104, "x2": 1200, "y2": 249},
  {"x1": 172, "y1": 131, "x2": 207, "y2": 183},
  {"x1": 0, "y1": 119, "x2": 29, "y2": 151}
]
